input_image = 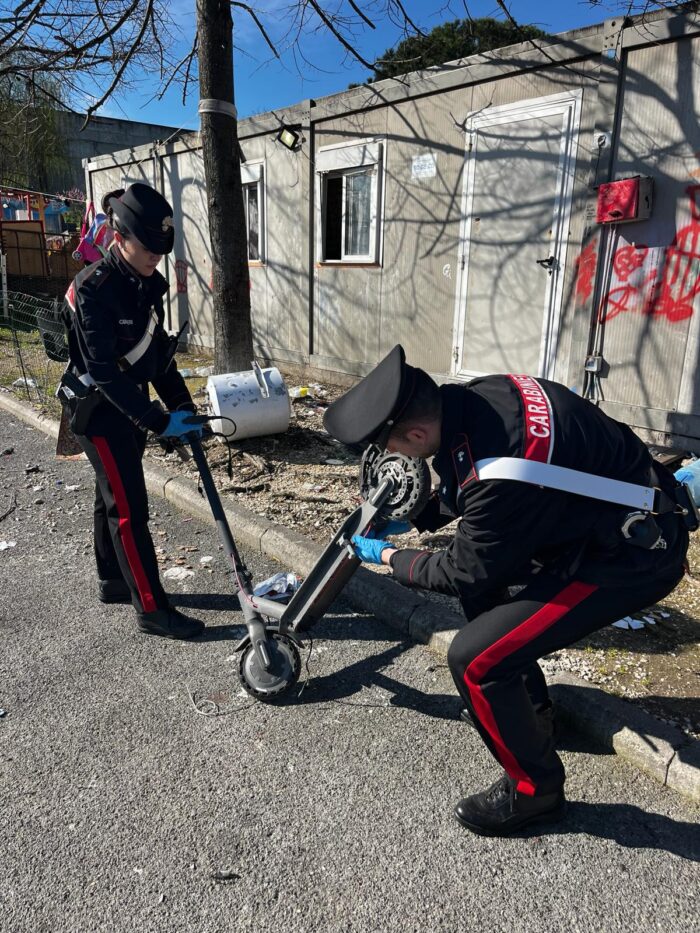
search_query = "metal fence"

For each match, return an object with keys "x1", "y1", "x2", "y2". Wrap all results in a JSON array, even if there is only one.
[{"x1": 0, "y1": 291, "x2": 66, "y2": 417}]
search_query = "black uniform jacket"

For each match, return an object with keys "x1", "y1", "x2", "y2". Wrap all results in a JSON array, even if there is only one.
[
  {"x1": 63, "y1": 248, "x2": 193, "y2": 434},
  {"x1": 391, "y1": 376, "x2": 687, "y2": 616}
]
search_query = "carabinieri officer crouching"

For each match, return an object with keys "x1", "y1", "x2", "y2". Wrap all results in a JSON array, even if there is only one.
[
  {"x1": 59, "y1": 183, "x2": 205, "y2": 640},
  {"x1": 323, "y1": 345, "x2": 691, "y2": 836}
]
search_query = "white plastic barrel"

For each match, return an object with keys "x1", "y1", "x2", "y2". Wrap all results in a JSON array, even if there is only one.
[{"x1": 207, "y1": 363, "x2": 290, "y2": 441}]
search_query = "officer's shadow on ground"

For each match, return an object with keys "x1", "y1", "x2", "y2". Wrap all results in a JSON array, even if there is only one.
[
  {"x1": 288, "y1": 638, "x2": 462, "y2": 721},
  {"x1": 544, "y1": 801, "x2": 699, "y2": 862}
]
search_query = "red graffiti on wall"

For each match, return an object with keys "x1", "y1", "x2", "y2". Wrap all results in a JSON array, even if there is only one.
[
  {"x1": 175, "y1": 259, "x2": 188, "y2": 294},
  {"x1": 643, "y1": 185, "x2": 700, "y2": 322},
  {"x1": 574, "y1": 241, "x2": 597, "y2": 303},
  {"x1": 598, "y1": 244, "x2": 655, "y2": 322},
  {"x1": 600, "y1": 186, "x2": 700, "y2": 324}
]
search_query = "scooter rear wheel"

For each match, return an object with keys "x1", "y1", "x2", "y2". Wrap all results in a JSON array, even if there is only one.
[{"x1": 238, "y1": 632, "x2": 301, "y2": 702}]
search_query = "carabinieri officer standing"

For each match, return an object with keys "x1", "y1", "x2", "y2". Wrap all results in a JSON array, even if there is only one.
[
  {"x1": 60, "y1": 183, "x2": 205, "y2": 640},
  {"x1": 323, "y1": 345, "x2": 690, "y2": 836}
]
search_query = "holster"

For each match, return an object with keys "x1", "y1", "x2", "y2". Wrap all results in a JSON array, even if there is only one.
[{"x1": 56, "y1": 370, "x2": 102, "y2": 436}]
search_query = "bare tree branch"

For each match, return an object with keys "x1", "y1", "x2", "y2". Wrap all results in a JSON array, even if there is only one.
[
  {"x1": 230, "y1": 2, "x2": 280, "y2": 58},
  {"x1": 305, "y1": 0, "x2": 375, "y2": 70},
  {"x1": 347, "y1": 0, "x2": 376, "y2": 31},
  {"x1": 81, "y1": 0, "x2": 154, "y2": 127}
]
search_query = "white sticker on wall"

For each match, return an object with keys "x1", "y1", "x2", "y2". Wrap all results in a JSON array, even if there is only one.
[{"x1": 412, "y1": 152, "x2": 436, "y2": 179}]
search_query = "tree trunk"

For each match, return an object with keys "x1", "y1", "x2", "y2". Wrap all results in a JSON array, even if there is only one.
[{"x1": 196, "y1": 0, "x2": 253, "y2": 373}]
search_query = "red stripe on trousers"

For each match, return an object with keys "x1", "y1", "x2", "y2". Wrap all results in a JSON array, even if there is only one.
[
  {"x1": 463, "y1": 580, "x2": 598, "y2": 795},
  {"x1": 93, "y1": 436, "x2": 157, "y2": 613}
]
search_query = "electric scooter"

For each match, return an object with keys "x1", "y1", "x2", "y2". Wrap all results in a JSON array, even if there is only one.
[{"x1": 183, "y1": 426, "x2": 431, "y2": 702}]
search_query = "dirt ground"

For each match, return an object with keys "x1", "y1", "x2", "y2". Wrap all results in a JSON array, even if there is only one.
[{"x1": 141, "y1": 355, "x2": 700, "y2": 742}]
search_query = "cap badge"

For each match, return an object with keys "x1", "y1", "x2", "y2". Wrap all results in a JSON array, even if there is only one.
[{"x1": 162, "y1": 216, "x2": 174, "y2": 232}]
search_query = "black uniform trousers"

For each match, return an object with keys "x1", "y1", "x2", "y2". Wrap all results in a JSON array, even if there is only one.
[
  {"x1": 447, "y1": 568, "x2": 682, "y2": 796},
  {"x1": 75, "y1": 418, "x2": 168, "y2": 615}
]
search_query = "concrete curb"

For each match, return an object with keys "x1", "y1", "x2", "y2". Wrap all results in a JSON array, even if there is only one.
[{"x1": 2, "y1": 389, "x2": 698, "y2": 805}]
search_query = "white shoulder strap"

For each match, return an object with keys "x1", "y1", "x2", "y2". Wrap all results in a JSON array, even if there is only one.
[
  {"x1": 474, "y1": 457, "x2": 656, "y2": 512},
  {"x1": 120, "y1": 306, "x2": 158, "y2": 368}
]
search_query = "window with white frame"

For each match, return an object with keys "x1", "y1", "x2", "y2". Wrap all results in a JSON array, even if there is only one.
[
  {"x1": 241, "y1": 161, "x2": 265, "y2": 262},
  {"x1": 316, "y1": 141, "x2": 383, "y2": 263}
]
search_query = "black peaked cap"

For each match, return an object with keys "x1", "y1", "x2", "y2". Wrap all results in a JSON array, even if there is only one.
[
  {"x1": 109, "y1": 183, "x2": 175, "y2": 255},
  {"x1": 323, "y1": 344, "x2": 418, "y2": 446}
]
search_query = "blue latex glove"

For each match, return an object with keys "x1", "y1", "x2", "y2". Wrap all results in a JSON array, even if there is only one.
[
  {"x1": 160, "y1": 410, "x2": 204, "y2": 440},
  {"x1": 352, "y1": 534, "x2": 394, "y2": 564},
  {"x1": 369, "y1": 520, "x2": 412, "y2": 538}
]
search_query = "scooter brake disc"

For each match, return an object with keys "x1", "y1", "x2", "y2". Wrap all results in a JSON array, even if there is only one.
[
  {"x1": 238, "y1": 632, "x2": 301, "y2": 702},
  {"x1": 359, "y1": 447, "x2": 431, "y2": 520}
]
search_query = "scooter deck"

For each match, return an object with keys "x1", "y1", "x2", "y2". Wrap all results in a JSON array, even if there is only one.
[{"x1": 273, "y1": 483, "x2": 391, "y2": 633}]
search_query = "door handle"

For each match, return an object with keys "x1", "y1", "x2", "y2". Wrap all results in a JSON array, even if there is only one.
[{"x1": 536, "y1": 255, "x2": 557, "y2": 274}]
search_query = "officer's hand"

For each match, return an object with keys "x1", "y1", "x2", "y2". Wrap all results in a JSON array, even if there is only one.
[
  {"x1": 368, "y1": 520, "x2": 412, "y2": 538},
  {"x1": 160, "y1": 410, "x2": 205, "y2": 440},
  {"x1": 351, "y1": 534, "x2": 395, "y2": 565}
]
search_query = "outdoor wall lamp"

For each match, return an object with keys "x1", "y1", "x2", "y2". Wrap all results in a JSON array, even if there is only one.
[{"x1": 276, "y1": 126, "x2": 302, "y2": 151}]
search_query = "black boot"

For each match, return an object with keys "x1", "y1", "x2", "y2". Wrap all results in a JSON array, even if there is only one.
[
  {"x1": 98, "y1": 579, "x2": 132, "y2": 604},
  {"x1": 460, "y1": 703, "x2": 557, "y2": 739},
  {"x1": 454, "y1": 773, "x2": 566, "y2": 837},
  {"x1": 136, "y1": 608, "x2": 204, "y2": 640}
]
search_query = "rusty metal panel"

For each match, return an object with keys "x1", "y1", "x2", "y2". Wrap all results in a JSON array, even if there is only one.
[{"x1": 598, "y1": 36, "x2": 700, "y2": 413}]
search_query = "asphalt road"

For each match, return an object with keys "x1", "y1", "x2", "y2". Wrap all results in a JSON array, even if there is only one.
[{"x1": 1, "y1": 410, "x2": 698, "y2": 933}]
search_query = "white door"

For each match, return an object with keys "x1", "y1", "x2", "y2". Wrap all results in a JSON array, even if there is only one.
[{"x1": 453, "y1": 91, "x2": 581, "y2": 379}]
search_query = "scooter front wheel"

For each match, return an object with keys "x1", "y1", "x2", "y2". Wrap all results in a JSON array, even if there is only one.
[{"x1": 238, "y1": 633, "x2": 301, "y2": 702}]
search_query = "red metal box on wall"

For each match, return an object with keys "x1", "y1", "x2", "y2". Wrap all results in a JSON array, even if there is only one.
[{"x1": 596, "y1": 176, "x2": 653, "y2": 224}]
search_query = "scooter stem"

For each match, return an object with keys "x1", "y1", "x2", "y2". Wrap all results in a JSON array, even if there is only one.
[{"x1": 188, "y1": 434, "x2": 274, "y2": 670}]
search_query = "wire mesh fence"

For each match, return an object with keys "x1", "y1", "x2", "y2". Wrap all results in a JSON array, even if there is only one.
[{"x1": 0, "y1": 291, "x2": 66, "y2": 417}]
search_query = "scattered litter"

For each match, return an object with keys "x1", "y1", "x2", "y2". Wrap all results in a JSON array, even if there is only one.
[
  {"x1": 659, "y1": 610, "x2": 671, "y2": 618},
  {"x1": 12, "y1": 376, "x2": 36, "y2": 389},
  {"x1": 612, "y1": 619, "x2": 630, "y2": 629},
  {"x1": 163, "y1": 566, "x2": 195, "y2": 581},
  {"x1": 24, "y1": 464, "x2": 41, "y2": 474},
  {"x1": 0, "y1": 709, "x2": 6, "y2": 718},
  {"x1": 642, "y1": 615, "x2": 656, "y2": 625},
  {"x1": 65, "y1": 484, "x2": 81, "y2": 492},
  {"x1": 253, "y1": 571, "x2": 301, "y2": 601},
  {"x1": 32, "y1": 485, "x2": 42, "y2": 492},
  {"x1": 0, "y1": 541, "x2": 17, "y2": 550},
  {"x1": 628, "y1": 617, "x2": 645, "y2": 630},
  {"x1": 194, "y1": 365, "x2": 214, "y2": 377},
  {"x1": 324, "y1": 458, "x2": 344, "y2": 466},
  {"x1": 199, "y1": 556, "x2": 213, "y2": 564},
  {"x1": 211, "y1": 870, "x2": 240, "y2": 883},
  {"x1": 2, "y1": 447, "x2": 13, "y2": 455},
  {"x1": 289, "y1": 386, "x2": 311, "y2": 399},
  {"x1": 179, "y1": 368, "x2": 194, "y2": 377}
]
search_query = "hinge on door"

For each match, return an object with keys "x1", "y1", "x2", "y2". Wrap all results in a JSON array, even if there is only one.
[
  {"x1": 460, "y1": 254, "x2": 466, "y2": 270},
  {"x1": 453, "y1": 346, "x2": 460, "y2": 365}
]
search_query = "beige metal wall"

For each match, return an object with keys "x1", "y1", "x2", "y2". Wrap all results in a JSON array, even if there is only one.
[
  {"x1": 161, "y1": 146, "x2": 212, "y2": 343},
  {"x1": 83, "y1": 10, "x2": 700, "y2": 447},
  {"x1": 593, "y1": 34, "x2": 700, "y2": 444}
]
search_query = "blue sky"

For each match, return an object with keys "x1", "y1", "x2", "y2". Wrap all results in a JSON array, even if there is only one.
[{"x1": 106, "y1": 1, "x2": 614, "y2": 130}]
